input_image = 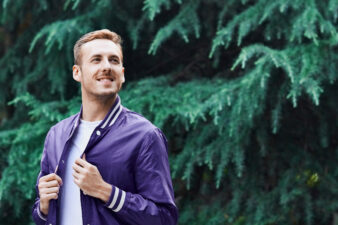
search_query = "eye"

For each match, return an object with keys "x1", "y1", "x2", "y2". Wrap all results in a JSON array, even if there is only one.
[
  {"x1": 109, "y1": 57, "x2": 119, "y2": 63},
  {"x1": 92, "y1": 58, "x2": 100, "y2": 62}
]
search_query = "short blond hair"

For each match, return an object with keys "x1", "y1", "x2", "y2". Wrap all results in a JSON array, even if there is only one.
[{"x1": 73, "y1": 29, "x2": 123, "y2": 65}]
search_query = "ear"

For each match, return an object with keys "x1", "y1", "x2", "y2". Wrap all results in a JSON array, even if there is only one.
[
  {"x1": 121, "y1": 67, "x2": 125, "y2": 83},
  {"x1": 73, "y1": 65, "x2": 81, "y2": 82}
]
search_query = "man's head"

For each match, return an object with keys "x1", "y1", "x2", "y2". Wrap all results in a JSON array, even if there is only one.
[
  {"x1": 73, "y1": 29, "x2": 123, "y2": 66},
  {"x1": 72, "y1": 29, "x2": 125, "y2": 101}
]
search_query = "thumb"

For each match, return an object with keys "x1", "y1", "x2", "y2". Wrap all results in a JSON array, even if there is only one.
[{"x1": 82, "y1": 153, "x2": 86, "y2": 161}]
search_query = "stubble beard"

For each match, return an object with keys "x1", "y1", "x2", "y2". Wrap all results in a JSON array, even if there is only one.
[{"x1": 82, "y1": 69, "x2": 122, "y2": 102}]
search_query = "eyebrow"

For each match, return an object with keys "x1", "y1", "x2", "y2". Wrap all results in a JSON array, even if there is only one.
[{"x1": 90, "y1": 54, "x2": 120, "y2": 60}]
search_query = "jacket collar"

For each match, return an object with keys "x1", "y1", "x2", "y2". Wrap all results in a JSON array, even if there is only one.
[{"x1": 71, "y1": 95, "x2": 123, "y2": 135}]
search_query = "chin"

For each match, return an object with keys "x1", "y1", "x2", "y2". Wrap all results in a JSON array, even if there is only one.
[{"x1": 97, "y1": 92, "x2": 117, "y2": 98}]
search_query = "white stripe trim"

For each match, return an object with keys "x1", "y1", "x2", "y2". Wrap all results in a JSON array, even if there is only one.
[
  {"x1": 113, "y1": 190, "x2": 126, "y2": 212},
  {"x1": 37, "y1": 206, "x2": 47, "y2": 221},
  {"x1": 108, "y1": 187, "x2": 119, "y2": 209},
  {"x1": 108, "y1": 105, "x2": 122, "y2": 127},
  {"x1": 101, "y1": 100, "x2": 121, "y2": 129}
]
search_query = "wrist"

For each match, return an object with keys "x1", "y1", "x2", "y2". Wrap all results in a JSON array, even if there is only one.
[
  {"x1": 39, "y1": 202, "x2": 48, "y2": 216},
  {"x1": 98, "y1": 181, "x2": 112, "y2": 203}
]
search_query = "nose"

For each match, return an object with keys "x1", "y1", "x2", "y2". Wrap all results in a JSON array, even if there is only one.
[{"x1": 102, "y1": 58, "x2": 111, "y2": 73}]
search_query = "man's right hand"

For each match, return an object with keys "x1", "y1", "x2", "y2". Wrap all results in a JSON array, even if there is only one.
[{"x1": 38, "y1": 173, "x2": 62, "y2": 216}]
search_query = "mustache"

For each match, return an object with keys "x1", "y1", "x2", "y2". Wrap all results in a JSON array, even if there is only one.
[{"x1": 94, "y1": 71, "x2": 115, "y2": 80}]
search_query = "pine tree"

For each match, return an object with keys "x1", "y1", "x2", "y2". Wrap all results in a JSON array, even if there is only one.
[{"x1": 0, "y1": 0, "x2": 337, "y2": 224}]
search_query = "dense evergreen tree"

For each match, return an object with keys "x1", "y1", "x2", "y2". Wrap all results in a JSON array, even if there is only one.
[{"x1": 0, "y1": 0, "x2": 338, "y2": 224}]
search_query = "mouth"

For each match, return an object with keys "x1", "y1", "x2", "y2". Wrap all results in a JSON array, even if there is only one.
[{"x1": 97, "y1": 77, "x2": 114, "y2": 82}]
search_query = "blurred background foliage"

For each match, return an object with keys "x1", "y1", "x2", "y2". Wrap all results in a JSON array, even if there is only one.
[{"x1": 1, "y1": 0, "x2": 338, "y2": 224}]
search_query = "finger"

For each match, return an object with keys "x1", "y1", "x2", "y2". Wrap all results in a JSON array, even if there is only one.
[
  {"x1": 74, "y1": 158, "x2": 90, "y2": 168},
  {"x1": 72, "y1": 163, "x2": 86, "y2": 174},
  {"x1": 42, "y1": 187, "x2": 59, "y2": 195},
  {"x1": 39, "y1": 173, "x2": 57, "y2": 182},
  {"x1": 82, "y1": 153, "x2": 86, "y2": 161},
  {"x1": 53, "y1": 174, "x2": 63, "y2": 186},
  {"x1": 72, "y1": 171, "x2": 80, "y2": 180},
  {"x1": 73, "y1": 179, "x2": 89, "y2": 196},
  {"x1": 73, "y1": 177, "x2": 81, "y2": 187},
  {"x1": 39, "y1": 180, "x2": 60, "y2": 189},
  {"x1": 41, "y1": 193, "x2": 59, "y2": 201},
  {"x1": 40, "y1": 173, "x2": 63, "y2": 185}
]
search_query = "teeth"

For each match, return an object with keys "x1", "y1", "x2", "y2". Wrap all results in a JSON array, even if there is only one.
[{"x1": 98, "y1": 78, "x2": 113, "y2": 81}]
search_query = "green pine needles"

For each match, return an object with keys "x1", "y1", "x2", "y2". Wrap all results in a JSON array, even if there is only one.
[{"x1": 0, "y1": 0, "x2": 338, "y2": 224}]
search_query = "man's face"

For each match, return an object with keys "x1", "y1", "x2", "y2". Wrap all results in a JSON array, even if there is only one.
[{"x1": 73, "y1": 39, "x2": 125, "y2": 100}]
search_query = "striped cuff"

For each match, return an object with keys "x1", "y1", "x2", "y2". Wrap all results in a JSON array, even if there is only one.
[
  {"x1": 37, "y1": 203, "x2": 47, "y2": 221},
  {"x1": 104, "y1": 186, "x2": 126, "y2": 212}
]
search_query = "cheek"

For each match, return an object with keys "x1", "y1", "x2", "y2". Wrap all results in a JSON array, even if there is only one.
[
  {"x1": 82, "y1": 64, "x2": 98, "y2": 73},
  {"x1": 82, "y1": 68, "x2": 98, "y2": 80},
  {"x1": 115, "y1": 68, "x2": 124, "y2": 78}
]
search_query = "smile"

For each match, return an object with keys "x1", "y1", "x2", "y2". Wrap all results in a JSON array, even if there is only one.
[{"x1": 97, "y1": 77, "x2": 114, "y2": 81}]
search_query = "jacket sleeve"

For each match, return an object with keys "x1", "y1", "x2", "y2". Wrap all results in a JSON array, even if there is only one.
[
  {"x1": 32, "y1": 129, "x2": 52, "y2": 225},
  {"x1": 103, "y1": 128, "x2": 178, "y2": 225}
]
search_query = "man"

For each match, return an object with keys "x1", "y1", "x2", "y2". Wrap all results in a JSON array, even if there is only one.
[{"x1": 32, "y1": 29, "x2": 178, "y2": 225}]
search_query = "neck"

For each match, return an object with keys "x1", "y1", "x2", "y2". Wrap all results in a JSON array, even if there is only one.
[{"x1": 81, "y1": 93, "x2": 117, "y2": 122}]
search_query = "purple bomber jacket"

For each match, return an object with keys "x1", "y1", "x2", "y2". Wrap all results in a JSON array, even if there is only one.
[{"x1": 32, "y1": 95, "x2": 178, "y2": 225}]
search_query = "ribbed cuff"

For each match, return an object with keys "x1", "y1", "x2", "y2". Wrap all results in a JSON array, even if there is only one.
[
  {"x1": 104, "y1": 185, "x2": 126, "y2": 212},
  {"x1": 37, "y1": 203, "x2": 47, "y2": 221}
]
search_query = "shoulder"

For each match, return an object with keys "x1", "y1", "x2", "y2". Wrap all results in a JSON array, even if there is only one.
[
  {"x1": 53, "y1": 113, "x2": 78, "y2": 129},
  {"x1": 121, "y1": 107, "x2": 167, "y2": 143},
  {"x1": 122, "y1": 107, "x2": 158, "y2": 133},
  {"x1": 47, "y1": 113, "x2": 79, "y2": 137}
]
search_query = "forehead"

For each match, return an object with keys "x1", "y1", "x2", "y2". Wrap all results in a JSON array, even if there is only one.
[{"x1": 81, "y1": 39, "x2": 122, "y2": 59}]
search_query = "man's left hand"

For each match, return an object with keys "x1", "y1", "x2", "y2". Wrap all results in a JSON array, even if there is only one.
[{"x1": 72, "y1": 154, "x2": 112, "y2": 203}]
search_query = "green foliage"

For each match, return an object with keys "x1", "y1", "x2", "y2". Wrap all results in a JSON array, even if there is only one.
[
  {"x1": 148, "y1": 0, "x2": 200, "y2": 55},
  {"x1": 0, "y1": 94, "x2": 80, "y2": 220},
  {"x1": 143, "y1": 0, "x2": 171, "y2": 21},
  {"x1": 1, "y1": 0, "x2": 338, "y2": 224}
]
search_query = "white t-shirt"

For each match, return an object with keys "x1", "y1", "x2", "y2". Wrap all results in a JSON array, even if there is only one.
[{"x1": 59, "y1": 119, "x2": 101, "y2": 225}]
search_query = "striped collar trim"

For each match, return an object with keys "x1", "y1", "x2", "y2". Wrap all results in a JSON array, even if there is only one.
[
  {"x1": 73, "y1": 95, "x2": 123, "y2": 131},
  {"x1": 101, "y1": 96, "x2": 122, "y2": 129}
]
